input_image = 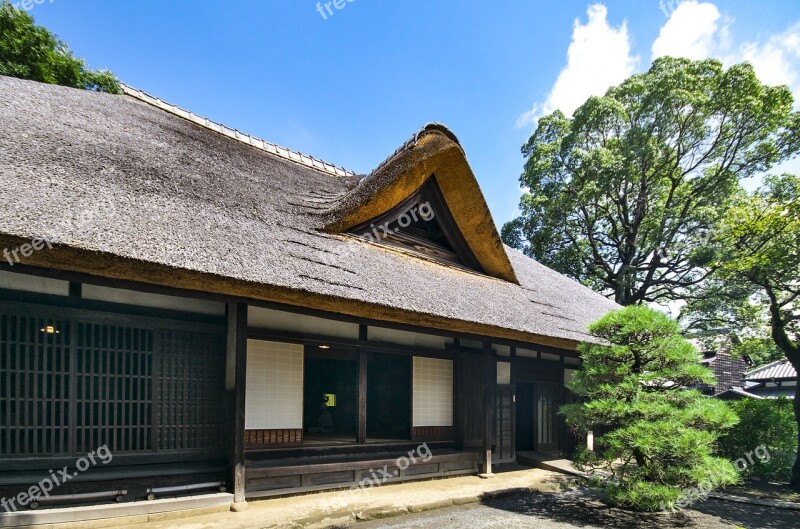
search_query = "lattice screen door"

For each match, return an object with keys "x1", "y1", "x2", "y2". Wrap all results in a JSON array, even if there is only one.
[{"x1": 1, "y1": 309, "x2": 225, "y2": 459}]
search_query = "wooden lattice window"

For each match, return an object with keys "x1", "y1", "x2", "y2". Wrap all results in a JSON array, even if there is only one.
[
  {"x1": 0, "y1": 305, "x2": 226, "y2": 460},
  {"x1": 75, "y1": 323, "x2": 154, "y2": 453},
  {"x1": 156, "y1": 330, "x2": 226, "y2": 451},
  {"x1": 0, "y1": 314, "x2": 71, "y2": 456}
]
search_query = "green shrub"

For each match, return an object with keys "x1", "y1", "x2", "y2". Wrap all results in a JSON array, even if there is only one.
[
  {"x1": 719, "y1": 398, "x2": 797, "y2": 480},
  {"x1": 562, "y1": 306, "x2": 740, "y2": 511}
]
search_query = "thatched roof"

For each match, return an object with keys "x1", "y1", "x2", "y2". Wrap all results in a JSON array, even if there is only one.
[{"x1": 0, "y1": 76, "x2": 619, "y2": 349}]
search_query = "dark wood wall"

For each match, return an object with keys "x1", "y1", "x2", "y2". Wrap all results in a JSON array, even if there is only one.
[{"x1": 0, "y1": 294, "x2": 228, "y2": 505}]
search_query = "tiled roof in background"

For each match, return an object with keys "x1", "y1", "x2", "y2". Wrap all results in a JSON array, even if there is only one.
[{"x1": 746, "y1": 360, "x2": 797, "y2": 381}]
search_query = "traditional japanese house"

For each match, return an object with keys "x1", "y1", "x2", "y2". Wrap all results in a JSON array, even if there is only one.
[
  {"x1": 0, "y1": 75, "x2": 618, "y2": 522},
  {"x1": 743, "y1": 360, "x2": 797, "y2": 400}
]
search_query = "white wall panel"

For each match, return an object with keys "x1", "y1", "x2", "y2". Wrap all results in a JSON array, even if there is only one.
[
  {"x1": 248, "y1": 306, "x2": 359, "y2": 339},
  {"x1": 82, "y1": 284, "x2": 224, "y2": 314},
  {"x1": 497, "y1": 361, "x2": 511, "y2": 385},
  {"x1": 370, "y1": 327, "x2": 451, "y2": 349},
  {"x1": 246, "y1": 340, "x2": 304, "y2": 429},
  {"x1": 0, "y1": 270, "x2": 69, "y2": 296},
  {"x1": 412, "y1": 357, "x2": 453, "y2": 427}
]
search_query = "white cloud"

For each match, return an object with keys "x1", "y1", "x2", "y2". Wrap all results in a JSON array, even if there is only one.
[
  {"x1": 516, "y1": 4, "x2": 638, "y2": 127},
  {"x1": 651, "y1": 1, "x2": 727, "y2": 61},
  {"x1": 651, "y1": 2, "x2": 800, "y2": 99},
  {"x1": 740, "y1": 22, "x2": 800, "y2": 95},
  {"x1": 517, "y1": 2, "x2": 800, "y2": 131}
]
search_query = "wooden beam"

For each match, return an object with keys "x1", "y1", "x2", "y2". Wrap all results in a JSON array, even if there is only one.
[
  {"x1": 358, "y1": 325, "x2": 368, "y2": 444},
  {"x1": 358, "y1": 352, "x2": 368, "y2": 444},
  {"x1": 2, "y1": 264, "x2": 583, "y2": 355},
  {"x1": 226, "y1": 303, "x2": 248, "y2": 505},
  {"x1": 482, "y1": 342, "x2": 494, "y2": 476},
  {"x1": 0, "y1": 260, "x2": 579, "y2": 356}
]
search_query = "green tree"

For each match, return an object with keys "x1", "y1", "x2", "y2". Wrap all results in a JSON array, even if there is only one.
[
  {"x1": 0, "y1": 1, "x2": 120, "y2": 92},
  {"x1": 720, "y1": 398, "x2": 798, "y2": 481},
  {"x1": 502, "y1": 57, "x2": 800, "y2": 305},
  {"x1": 685, "y1": 173, "x2": 800, "y2": 487},
  {"x1": 732, "y1": 337, "x2": 784, "y2": 367},
  {"x1": 562, "y1": 306, "x2": 739, "y2": 511}
]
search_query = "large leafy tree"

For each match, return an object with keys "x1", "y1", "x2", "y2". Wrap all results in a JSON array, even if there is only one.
[
  {"x1": 563, "y1": 306, "x2": 739, "y2": 511},
  {"x1": 684, "y1": 173, "x2": 800, "y2": 487},
  {"x1": 0, "y1": 1, "x2": 120, "y2": 92},
  {"x1": 502, "y1": 57, "x2": 800, "y2": 305}
]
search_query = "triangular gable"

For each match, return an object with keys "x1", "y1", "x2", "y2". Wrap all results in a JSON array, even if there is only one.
[
  {"x1": 326, "y1": 124, "x2": 519, "y2": 283},
  {"x1": 347, "y1": 177, "x2": 485, "y2": 272}
]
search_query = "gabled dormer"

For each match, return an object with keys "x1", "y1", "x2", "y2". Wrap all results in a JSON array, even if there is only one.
[{"x1": 327, "y1": 123, "x2": 519, "y2": 284}]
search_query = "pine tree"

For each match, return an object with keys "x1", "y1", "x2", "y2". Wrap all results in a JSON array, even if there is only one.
[{"x1": 562, "y1": 305, "x2": 739, "y2": 511}]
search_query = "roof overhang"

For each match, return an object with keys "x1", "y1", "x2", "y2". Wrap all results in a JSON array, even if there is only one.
[{"x1": 0, "y1": 233, "x2": 579, "y2": 351}]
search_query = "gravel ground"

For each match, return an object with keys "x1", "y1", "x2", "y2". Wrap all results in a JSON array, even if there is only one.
[{"x1": 344, "y1": 489, "x2": 799, "y2": 529}]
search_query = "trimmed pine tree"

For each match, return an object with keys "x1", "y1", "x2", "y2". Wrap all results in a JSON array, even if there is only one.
[{"x1": 562, "y1": 306, "x2": 740, "y2": 511}]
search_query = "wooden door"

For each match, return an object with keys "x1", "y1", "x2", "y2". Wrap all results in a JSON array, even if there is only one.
[
  {"x1": 534, "y1": 382, "x2": 559, "y2": 453},
  {"x1": 493, "y1": 385, "x2": 515, "y2": 463},
  {"x1": 455, "y1": 353, "x2": 484, "y2": 450}
]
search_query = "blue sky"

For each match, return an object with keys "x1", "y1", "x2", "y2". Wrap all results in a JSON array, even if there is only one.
[{"x1": 27, "y1": 0, "x2": 800, "y2": 228}]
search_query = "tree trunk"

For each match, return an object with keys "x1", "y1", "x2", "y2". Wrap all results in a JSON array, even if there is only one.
[
  {"x1": 767, "y1": 297, "x2": 800, "y2": 488},
  {"x1": 792, "y1": 384, "x2": 800, "y2": 488}
]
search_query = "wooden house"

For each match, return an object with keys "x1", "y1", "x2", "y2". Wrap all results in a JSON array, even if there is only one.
[{"x1": 0, "y1": 76, "x2": 618, "y2": 520}]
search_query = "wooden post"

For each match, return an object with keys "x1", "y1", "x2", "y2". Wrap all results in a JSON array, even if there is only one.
[
  {"x1": 226, "y1": 303, "x2": 248, "y2": 509},
  {"x1": 357, "y1": 325, "x2": 368, "y2": 444},
  {"x1": 481, "y1": 342, "x2": 495, "y2": 477},
  {"x1": 559, "y1": 354, "x2": 566, "y2": 456}
]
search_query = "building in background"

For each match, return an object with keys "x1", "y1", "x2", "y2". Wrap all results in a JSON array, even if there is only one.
[{"x1": 743, "y1": 360, "x2": 797, "y2": 400}]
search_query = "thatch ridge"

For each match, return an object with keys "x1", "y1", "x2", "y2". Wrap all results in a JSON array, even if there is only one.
[{"x1": 121, "y1": 83, "x2": 357, "y2": 178}]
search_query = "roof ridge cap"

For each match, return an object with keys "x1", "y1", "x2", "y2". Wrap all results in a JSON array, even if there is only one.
[
  {"x1": 360, "y1": 122, "x2": 461, "y2": 184},
  {"x1": 120, "y1": 83, "x2": 357, "y2": 178}
]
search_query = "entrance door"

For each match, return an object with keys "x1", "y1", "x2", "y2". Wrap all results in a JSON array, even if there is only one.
[
  {"x1": 533, "y1": 382, "x2": 559, "y2": 453},
  {"x1": 515, "y1": 383, "x2": 534, "y2": 451},
  {"x1": 514, "y1": 381, "x2": 560, "y2": 454},
  {"x1": 494, "y1": 385, "x2": 515, "y2": 462}
]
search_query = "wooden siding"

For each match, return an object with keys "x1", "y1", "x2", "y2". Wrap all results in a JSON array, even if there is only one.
[
  {"x1": 245, "y1": 429, "x2": 303, "y2": 448},
  {"x1": 0, "y1": 298, "x2": 228, "y2": 508},
  {"x1": 411, "y1": 426, "x2": 453, "y2": 442},
  {"x1": 245, "y1": 450, "x2": 477, "y2": 498}
]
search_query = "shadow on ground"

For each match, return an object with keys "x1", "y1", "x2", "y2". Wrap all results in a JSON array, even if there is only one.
[
  {"x1": 692, "y1": 498, "x2": 799, "y2": 529},
  {"x1": 485, "y1": 487, "x2": 798, "y2": 529},
  {"x1": 485, "y1": 489, "x2": 697, "y2": 529}
]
